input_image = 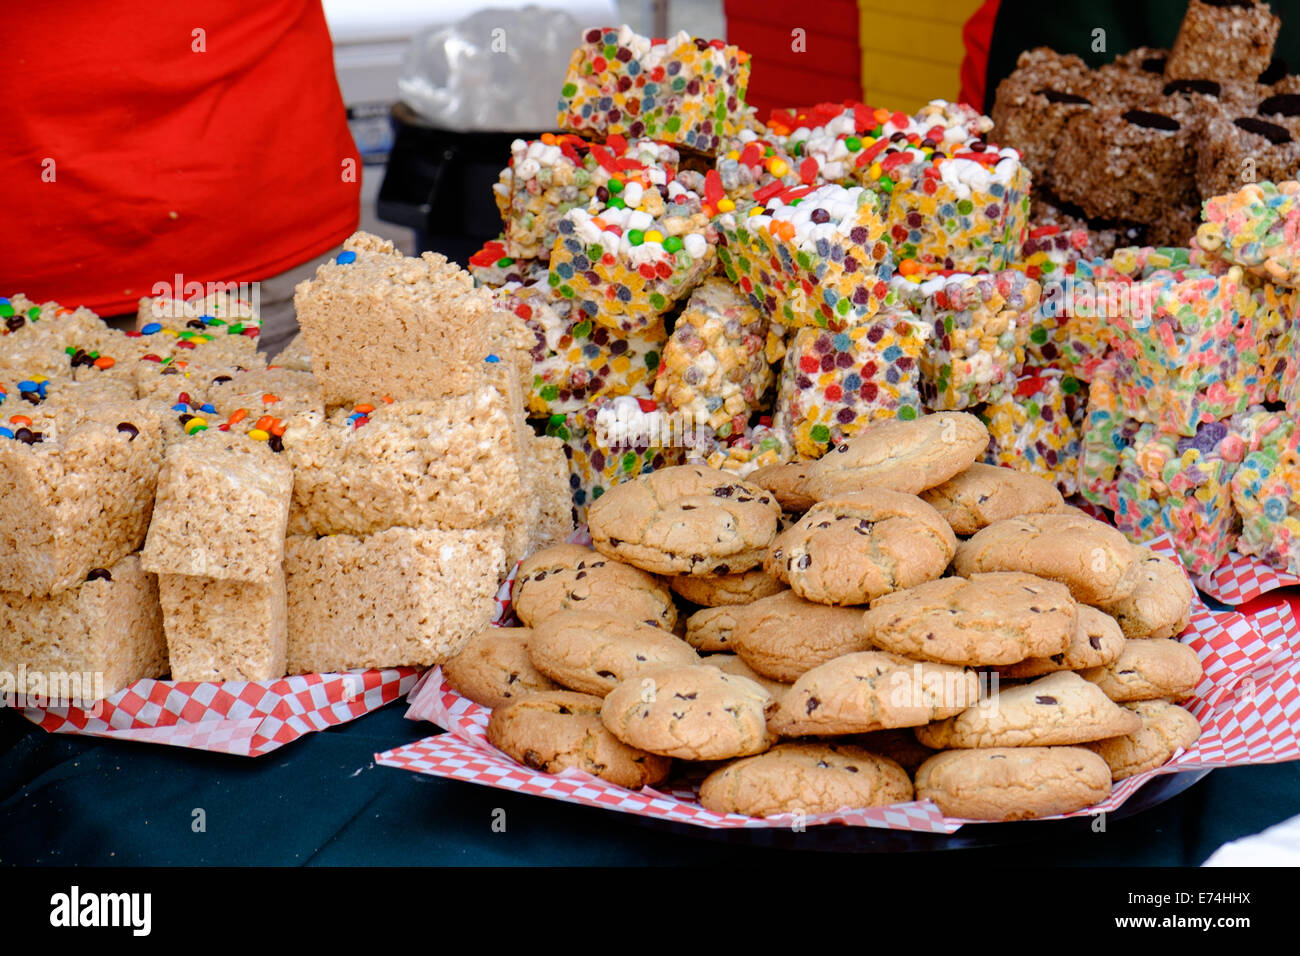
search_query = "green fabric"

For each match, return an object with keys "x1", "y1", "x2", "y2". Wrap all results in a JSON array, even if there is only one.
[
  {"x1": 984, "y1": 0, "x2": 1300, "y2": 112},
  {"x1": 2, "y1": 705, "x2": 1297, "y2": 865}
]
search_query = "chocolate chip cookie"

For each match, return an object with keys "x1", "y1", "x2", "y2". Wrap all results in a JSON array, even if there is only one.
[
  {"x1": 684, "y1": 605, "x2": 741, "y2": 653},
  {"x1": 487, "y1": 690, "x2": 672, "y2": 789},
  {"x1": 765, "y1": 489, "x2": 956, "y2": 606},
  {"x1": 587, "y1": 465, "x2": 782, "y2": 576},
  {"x1": 600, "y1": 664, "x2": 776, "y2": 760},
  {"x1": 748, "y1": 461, "x2": 817, "y2": 513},
  {"x1": 708, "y1": 653, "x2": 792, "y2": 697},
  {"x1": 952, "y1": 513, "x2": 1140, "y2": 605},
  {"x1": 770, "y1": 651, "x2": 981, "y2": 737},
  {"x1": 915, "y1": 670, "x2": 1143, "y2": 748},
  {"x1": 803, "y1": 412, "x2": 989, "y2": 500},
  {"x1": 1098, "y1": 547, "x2": 1194, "y2": 639},
  {"x1": 442, "y1": 626, "x2": 556, "y2": 708},
  {"x1": 997, "y1": 605, "x2": 1126, "y2": 678},
  {"x1": 699, "y1": 742, "x2": 913, "y2": 818},
  {"x1": 914, "y1": 747, "x2": 1112, "y2": 820},
  {"x1": 1079, "y1": 638, "x2": 1203, "y2": 702},
  {"x1": 862, "y1": 572, "x2": 1076, "y2": 666},
  {"x1": 919, "y1": 462, "x2": 1065, "y2": 536},
  {"x1": 668, "y1": 566, "x2": 785, "y2": 607},
  {"x1": 528, "y1": 609, "x2": 700, "y2": 696},
  {"x1": 511, "y1": 543, "x2": 677, "y2": 630},
  {"x1": 729, "y1": 590, "x2": 872, "y2": 682},
  {"x1": 1081, "y1": 699, "x2": 1202, "y2": 780}
]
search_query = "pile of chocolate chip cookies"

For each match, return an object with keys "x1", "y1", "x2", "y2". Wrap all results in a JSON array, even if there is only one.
[{"x1": 442, "y1": 412, "x2": 1204, "y2": 822}]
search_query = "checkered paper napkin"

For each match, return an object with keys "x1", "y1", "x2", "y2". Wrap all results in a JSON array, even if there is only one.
[
  {"x1": 10, "y1": 668, "x2": 421, "y2": 757},
  {"x1": 1195, "y1": 552, "x2": 1300, "y2": 606},
  {"x1": 377, "y1": 536, "x2": 1300, "y2": 832}
]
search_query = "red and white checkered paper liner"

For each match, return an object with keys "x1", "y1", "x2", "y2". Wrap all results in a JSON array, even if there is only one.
[
  {"x1": 377, "y1": 535, "x2": 1300, "y2": 832},
  {"x1": 1195, "y1": 551, "x2": 1300, "y2": 606},
  {"x1": 11, "y1": 667, "x2": 420, "y2": 757}
]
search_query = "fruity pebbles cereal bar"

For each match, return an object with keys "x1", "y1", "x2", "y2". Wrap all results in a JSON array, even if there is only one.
[{"x1": 979, "y1": 368, "x2": 1086, "y2": 496}]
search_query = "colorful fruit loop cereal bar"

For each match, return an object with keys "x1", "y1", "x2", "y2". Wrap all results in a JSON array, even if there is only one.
[
  {"x1": 771, "y1": 309, "x2": 929, "y2": 459},
  {"x1": 653, "y1": 277, "x2": 774, "y2": 434},
  {"x1": 1196, "y1": 180, "x2": 1300, "y2": 288},
  {"x1": 498, "y1": 280, "x2": 664, "y2": 416},
  {"x1": 895, "y1": 270, "x2": 1039, "y2": 409},
  {"x1": 1107, "y1": 266, "x2": 1262, "y2": 435},
  {"x1": 557, "y1": 26, "x2": 751, "y2": 156},
  {"x1": 543, "y1": 395, "x2": 689, "y2": 520},
  {"x1": 1239, "y1": 274, "x2": 1294, "y2": 405},
  {"x1": 468, "y1": 240, "x2": 549, "y2": 288},
  {"x1": 716, "y1": 133, "x2": 806, "y2": 204},
  {"x1": 1048, "y1": 255, "x2": 1139, "y2": 380},
  {"x1": 715, "y1": 183, "x2": 893, "y2": 331},
  {"x1": 979, "y1": 368, "x2": 1085, "y2": 496},
  {"x1": 491, "y1": 134, "x2": 680, "y2": 260},
  {"x1": 687, "y1": 420, "x2": 793, "y2": 478},
  {"x1": 1079, "y1": 357, "x2": 1144, "y2": 508},
  {"x1": 1232, "y1": 416, "x2": 1300, "y2": 575},
  {"x1": 548, "y1": 181, "x2": 715, "y2": 334}
]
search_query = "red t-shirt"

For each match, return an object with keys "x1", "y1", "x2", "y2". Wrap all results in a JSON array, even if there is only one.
[{"x1": 1, "y1": 1, "x2": 360, "y2": 316}]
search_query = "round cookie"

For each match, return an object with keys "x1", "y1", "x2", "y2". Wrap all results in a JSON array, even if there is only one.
[
  {"x1": 1079, "y1": 638, "x2": 1203, "y2": 702},
  {"x1": 749, "y1": 461, "x2": 817, "y2": 513},
  {"x1": 587, "y1": 465, "x2": 782, "y2": 576},
  {"x1": 770, "y1": 651, "x2": 981, "y2": 737},
  {"x1": 668, "y1": 566, "x2": 785, "y2": 607},
  {"x1": 803, "y1": 412, "x2": 989, "y2": 500},
  {"x1": 699, "y1": 742, "x2": 913, "y2": 818},
  {"x1": 528, "y1": 609, "x2": 700, "y2": 696},
  {"x1": 729, "y1": 590, "x2": 872, "y2": 682},
  {"x1": 1081, "y1": 699, "x2": 1202, "y2": 780},
  {"x1": 765, "y1": 489, "x2": 957, "y2": 605},
  {"x1": 997, "y1": 605, "x2": 1126, "y2": 678},
  {"x1": 952, "y1": 513, "x2": 1140, "y2": 606},
  {"x1": 600, "y1": 664, "x2": 776, "y2": 760},
  {"x1": 684, "y1": 605, "x2": 742, "y2": 653},
  {"x1": 442, "y1": 626, "x2": 556, "y2": 708},
  {"x1": 1099, "y1": 547, "x2": 1194, "y2": 639},
  {"x1": 919, "y1": 462, "x2": 1065, "y2": 536},
  {"x1": 914, "y1": 670, "x2": 1143, "y2": 748},
  {"x1": 486, "y1": 690, "x2": 672, "y2": 789},
  {"x1": 708, "y1": 653, "x2": 792, "y2": 697},
  {"x1": 511, "y1": 543, "x2": 676, "y2": 630},
  {"x1": 914, "y1": 747, "x2": 1112, "y2": 821},
  {"x1": 862, "y1": 572, "x2": 1076, "y2": 666}
]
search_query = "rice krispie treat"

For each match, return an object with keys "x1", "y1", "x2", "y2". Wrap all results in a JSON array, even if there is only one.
[
  {"x1": 1195, "y1": 104, "x2": 1300, "y2": 199},
  {"x1": 1, "y1": 295, "x2": 109, "y2": 368},
  {"x1": 547, "y1": 187, "x2": 716, "y2": 335},
  {"x1": 687, "y1": 421, "x2": 794, "y2": 478},
  {"x1": 989, "y1": 48, "x2": 1094, "y2": 188},
  {"x1": 0, "y1": 553, "x2": 167, "y2": 700},
  {"x1": 141, "y1": 429, "x2": 293, "y2": 582},
  {"x1": 1165, "y1": 0, "x2": 1280, "y2": 83},
  {"x1": 0, "y1": 400, "x2": 163, "y2": 596},
  {"x1": 284, "y1": 527, "x2": 506, "y2": 673},
  {"x1": 979, "y1": 368, "x2": 1086, "y2": 495},
  {"x1": 293, "y1": 232, "x2": 498, "y2": 406},
  {"x1": 285, "y1": 387, "x2": 527, "y2": 537},
  {"x1": 770, "y1": 312, "x2": 929, "y2": 458},
  {"x1": 467, "y1": 240, "x2": 549, "y2": 289},
  {"x1": 653, "y1": 278, "x2": 774, "y2": 435},
  {"x1": 556, "y1": 26, "x2": 751, "y2": 156},
  {"x1": 498, "y1": 280, "x2": 665, "y2": 416},
  {"x1": 158, "y1": 570, "x2": 287, "y2": 682},
  {"x1": 715, "y1": 183, "x2": 894, "y2": 331},
  {"x1": 895, "y1": 270, "x2": 1039, "y2": 409},
  {"x1": 491, "y1": 134, "x2": 681, "y2": 260}
]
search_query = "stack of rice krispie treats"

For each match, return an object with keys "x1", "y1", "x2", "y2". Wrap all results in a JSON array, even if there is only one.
[{"x1": 0, "y1": 232, "x2": 575, "y2": 697}]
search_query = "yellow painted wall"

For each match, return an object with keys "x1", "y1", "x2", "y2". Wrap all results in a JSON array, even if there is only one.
[{"x1": 859, "y1": 0, "x2": 984, "y2": 114}]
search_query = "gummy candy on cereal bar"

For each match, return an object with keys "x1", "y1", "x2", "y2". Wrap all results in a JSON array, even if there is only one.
[{"x1": 0, "y1": 553, "x2": 167, "y2": 700}]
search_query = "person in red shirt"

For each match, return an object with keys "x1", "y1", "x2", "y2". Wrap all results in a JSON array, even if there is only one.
[{"x1": 1, "y1": 1, "x2": 360, "y2": 353}]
